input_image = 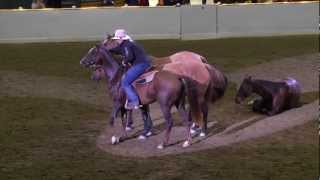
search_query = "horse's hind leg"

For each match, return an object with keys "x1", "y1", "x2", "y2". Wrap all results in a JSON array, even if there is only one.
[
  {"x1": 138, "y1": 105, "x2": 153, "y2": 140},
  {"x1": 157, "y1": 104, "x2": 173, "y2": 149},
  {"x1": 176, "y1": 102, "x2": 192, "y2": 148},
  {"x1": 200, "y1": 102, "x2": 208, "y2": 137},
  {"x1": 268, "y1": 92, "x2": 285, "y2": 116}
]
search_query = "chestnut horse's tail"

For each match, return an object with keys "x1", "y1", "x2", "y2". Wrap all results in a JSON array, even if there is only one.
[
  {"x1": 181, "y1": 78, "x2": 203, "y2": 126},
  {"x1": 205, "y1": 64, "x2": 228, "y2": 103}
]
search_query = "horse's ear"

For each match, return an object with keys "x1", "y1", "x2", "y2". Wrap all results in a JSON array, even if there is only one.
[
  {"x1": 106, "y1": 34, "x2": 113, "y2": 40},
  {"x1": 95, "y1": 43, "x2": 101, "y2": 49},
  {"x1": 245, "y1": 74, "x2": 252, "y2": 80}
]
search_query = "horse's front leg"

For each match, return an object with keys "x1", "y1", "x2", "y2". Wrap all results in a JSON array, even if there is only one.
[
  {"x1": 252, "y1": 99, "x2": 265, "y2": 113},
  {"x1": 109, "y1": 104, "x2": 119, "y2": 126},
  {"x1": 157, "y1": 105, "x2": 173, "y2": 149},
  {"x1": 120, "y1": 108, "x2": 129, "y2": 138},
  {"x1": 111, "y1": 107, "x2": 128, "y2": 145},
  {"x1": 125, "y1": 109, "x2": 134, "y2": 131}
]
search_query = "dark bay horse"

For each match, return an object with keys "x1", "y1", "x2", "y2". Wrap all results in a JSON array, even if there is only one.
[
  {"x1": 235, "y1": 76, "x2": 301, "y2": 116},
  {"x1": 80, "y1": 44, "x2": 205, "y2": 149},
  {"x1": 90, "y1": 49, "x2": 228, "y2": 138},
  {"x1": 90, "y1": 50, "x2": 208, "y2": 134}
]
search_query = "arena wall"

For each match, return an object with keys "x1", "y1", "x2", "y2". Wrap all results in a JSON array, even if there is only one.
[{"x1": 0, "y1": 2, "x2": 317, "y2": 43}]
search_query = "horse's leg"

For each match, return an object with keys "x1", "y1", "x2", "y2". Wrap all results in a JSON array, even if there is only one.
[
  {"x1": 138, "y1": 105, "x2": 153, "y2": 140},
  {"x1": 267, "y1": 91, "x2": 285, "y2": 116},
  {"x1": 157, "y1": 104, "x2": 173, "y2": 149},
  {"x1": 200, "y1": 102, "x2": 208, "y2": 137},
  {"x1": 252, "y1": 99, "x2": 264, "y2": 113},
  {"x1": 120, "y1": 107, "x2": 128, "y2": 138},
  {"x1": 111, "y1": 107, "x2": 128, "y2": 145},
  {"x1": 194, "y1": 96, "x2": 205, "y2": 137},
  {"x1": 125, "y1": 109, "x2": 134, "y2": 131},
  {"x1": 144, "y1": 105, "x2": 153, "y2": 135},
  {"x1": 109, "y1": 105, "x2": 118, "y2": 126},
  {"x1": 176, "y1": 102, "x2": 192, "y2": 148},
  {"x1": 110, "y1": 99, "x2": 123, "y2": 126}
]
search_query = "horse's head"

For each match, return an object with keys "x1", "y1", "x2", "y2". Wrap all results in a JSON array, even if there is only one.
[
  {"x1": 235, "y1": 76, "x2": 253, "y2": 104},
  {"x1": 80, "y1": 44, "x2": 103, "y2": 68},
  {"x1": 91, "y1": 66, "x2": 105, "y2": 81}
]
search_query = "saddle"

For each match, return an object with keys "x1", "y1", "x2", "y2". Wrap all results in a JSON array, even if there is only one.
[{"x1": 134, "y1": 66, "x2": 158, "y2": 85}]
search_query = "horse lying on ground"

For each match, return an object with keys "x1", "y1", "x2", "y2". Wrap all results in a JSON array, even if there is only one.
[{"x1": 235, "y1": 76, "x2": 301, "y2": 116}]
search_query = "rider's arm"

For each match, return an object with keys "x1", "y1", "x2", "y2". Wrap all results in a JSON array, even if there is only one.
[
  {"x1": 109, "y1": 45, "x2": 122, "y2": 54},
  {"x1": 123, "y1": 46, "x2": 134, "y2": 64}
]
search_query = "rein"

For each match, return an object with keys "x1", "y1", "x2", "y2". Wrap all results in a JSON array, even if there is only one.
[{"x1": 97, "y1": 45, "x2": 125, "y2": 97}]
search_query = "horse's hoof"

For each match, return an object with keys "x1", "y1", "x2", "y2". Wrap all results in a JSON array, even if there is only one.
[
  {"x1": 247, "y1": 100, "x2": 255, "y2": 105},
  {"x1": 125, "y1": 126, "x2": 133, "y2": 131},
  {"x1": 199, "y1": 132, "x2": 206, "y2": 137},
  {"x1": 190, "y1": 128, "x2": 197, "y2": 134},
  {"x1": 145, "y1": 131, "x2": 152, "y2": 137},
  {"x1": 157, "y1": 144, "x2": 164, "y2": 150},
  {"x1": 138, "y1": 135, "x2": 147, "y2": 140},
  {"x1": 111, "y1": 135, "x2": 119, "y2": 145},
  {"x1": 182, "y1": 140, "x2": 190, "y2": 148}
]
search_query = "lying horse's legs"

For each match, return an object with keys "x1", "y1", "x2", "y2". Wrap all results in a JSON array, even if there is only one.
[
  {"x1": 252, "y1": 99, "x2": 264, "y2": 113},
  {"x1": 268, "y1": 90, "x2": 286, "y2": 116},
  {"x1": 157, "y1": 104, "x2": 174, "y2": 149}
]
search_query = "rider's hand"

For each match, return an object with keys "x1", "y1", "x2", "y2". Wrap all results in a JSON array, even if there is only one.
[{"x1": 122, "y1": 61, "x2": 127, "y2": 67}]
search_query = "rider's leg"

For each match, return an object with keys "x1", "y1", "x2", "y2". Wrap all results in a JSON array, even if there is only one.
[{"x1": 121, "y1": 63, "x2": 150, "y2": 109}]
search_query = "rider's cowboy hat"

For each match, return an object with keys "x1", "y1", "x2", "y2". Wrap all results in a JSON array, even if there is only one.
[{"x1": 112, "y1": 29, "x2": 131, "y2": 40}]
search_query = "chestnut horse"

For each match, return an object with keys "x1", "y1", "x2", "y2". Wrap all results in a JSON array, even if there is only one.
[{"x1": 235, "y1": 76, "x2": 301, "y2": 116}]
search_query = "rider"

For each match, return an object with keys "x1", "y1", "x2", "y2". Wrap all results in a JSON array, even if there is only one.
[{"x1": 110, "y1": 29, "x2": 151, "y2": 110}]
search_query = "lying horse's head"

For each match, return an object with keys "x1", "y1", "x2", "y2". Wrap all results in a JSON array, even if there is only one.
[{"x1": 235, "y1": 76, "x2": 253, "y2": 104}]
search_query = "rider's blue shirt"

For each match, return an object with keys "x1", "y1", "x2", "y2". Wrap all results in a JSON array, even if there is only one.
[{"x1": 110, "y1": 40, "x2": 151, "y2": 66}]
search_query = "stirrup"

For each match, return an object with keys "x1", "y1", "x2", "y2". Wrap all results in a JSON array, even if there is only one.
[{"x1": 125, "y1": 100, "x2": 142, "y2": 110}]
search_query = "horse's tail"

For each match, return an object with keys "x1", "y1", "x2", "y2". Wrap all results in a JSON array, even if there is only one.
[
  {"x1": 205, "y1": 64, "x2": 228, "y2": 103},
  {"x1": 181, "y1": 78, "x2": 202, "y2": 126},
  {"x1": 284, "y1": 77, "x2": 301, "y2": 107}
]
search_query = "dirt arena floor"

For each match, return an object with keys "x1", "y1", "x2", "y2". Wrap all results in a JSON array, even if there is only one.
[{"x1": 95, "y1": 53, "x2": 319, "y2": 157}]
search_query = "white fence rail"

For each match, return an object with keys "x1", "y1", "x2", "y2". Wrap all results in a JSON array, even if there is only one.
[{"x1": 0, "y1": 2, "x2": 318, "y2": 43}]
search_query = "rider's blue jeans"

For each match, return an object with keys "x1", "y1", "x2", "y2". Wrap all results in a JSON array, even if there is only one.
[{"x1": 121, "y1": 62, "x2": 151, "y2": 104}]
